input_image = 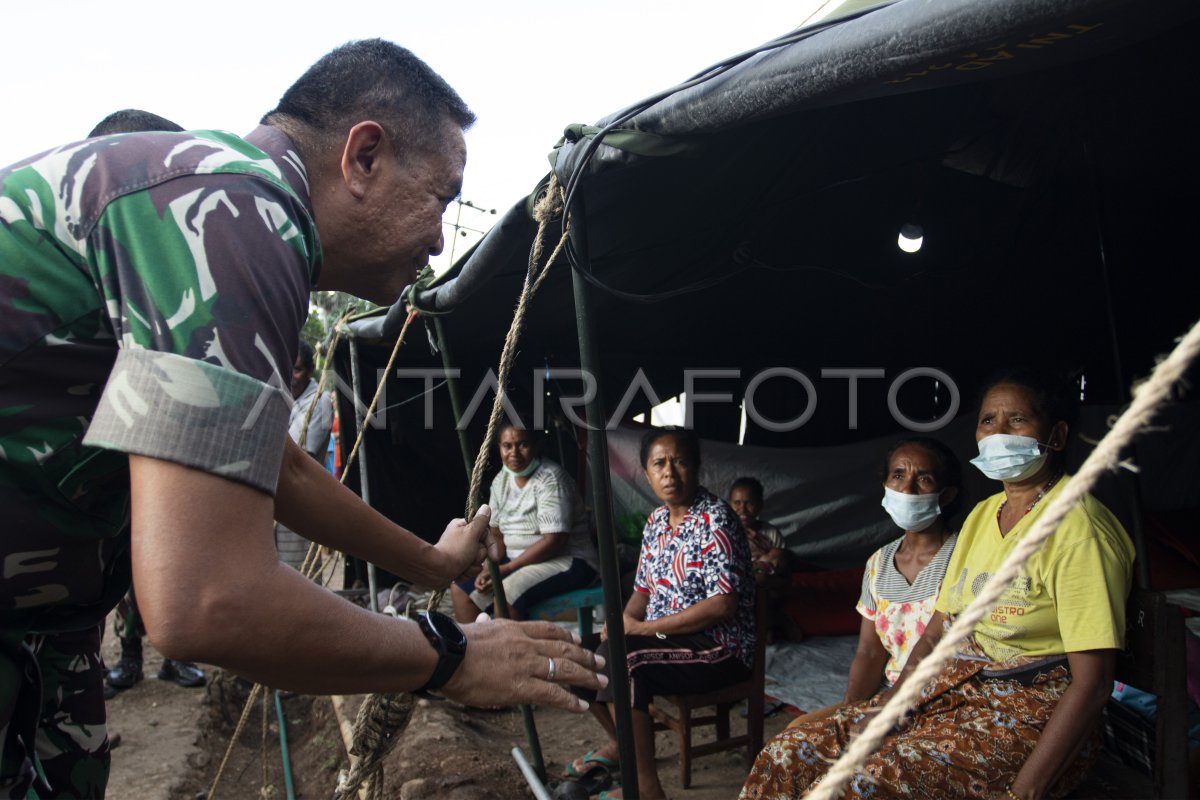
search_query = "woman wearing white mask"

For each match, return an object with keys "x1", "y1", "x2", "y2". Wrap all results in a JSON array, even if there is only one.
[
  {"x1": 450, "y1": 419, "x2": 599, "y2": 622},
  {"x1": 845, "y1": 438, "x2": 962, "y2": 704},
  {"x1": 744, "y1": 370, "x2": 1134, "y2": 800}
]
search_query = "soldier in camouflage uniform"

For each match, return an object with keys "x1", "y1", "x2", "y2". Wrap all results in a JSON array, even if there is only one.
[
  {"x1": 1, "y1": 39, "x2": 607, "y2": 799},
  {"x1": 75, "y1": 111, "x2": 208, "y2": 700}
]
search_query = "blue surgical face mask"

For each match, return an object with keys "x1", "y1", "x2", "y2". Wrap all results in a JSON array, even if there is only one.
[
  {"x1": 502, "y1": 457, "x2": 541, "y2": 478},
  {"x1": 970, "y1": 434, "x2": 1047, "y2": 481},
  {"x1": 880, "y1": 487, "x2": 942, "y2": 532}
]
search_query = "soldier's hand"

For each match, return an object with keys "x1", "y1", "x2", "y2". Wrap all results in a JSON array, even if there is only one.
[
  {"x1": 434, "y1": 505, "x2": 493, "y2": 584},
  {"x1": 439, "y1": 616, "x2": 606, "y2": 712}
]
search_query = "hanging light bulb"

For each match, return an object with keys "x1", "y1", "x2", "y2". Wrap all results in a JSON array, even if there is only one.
[{"x1": 897, "y1": 223, "x2": 924, "y2": 253}]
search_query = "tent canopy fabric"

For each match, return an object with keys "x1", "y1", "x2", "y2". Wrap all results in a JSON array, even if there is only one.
[
  {"x1": 388, "y1": 0, "x2": 1199, "y2": 442},
  {"x1": 336, "y1": 0, "x2": 1200, "y2": 563}
]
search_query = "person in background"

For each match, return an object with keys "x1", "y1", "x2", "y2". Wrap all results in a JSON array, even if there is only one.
[
  {"x1": 729, "y1": 476, "x2": 795, "y2": 651},
  {"x1": 728, "y1": 477, "x2": 788, "y2": 581},
  {"x1": 451, "y1": 419, "x2": 598, "y2": 622},
  {"x1": 786, "y1": 437, "x2": 961, "y2": 730},
  {"x1": 275, "y1": 339, "x2": 334, "y2": 571},
  {"x1": 570, "y1": 428, "x2": 755, "y2": 800},
  {"x1": 743, "y1": 369, "x2": 1134, "y2": 800},
  {"x1": 325, "y1": 393, "x2": 340, "y2": 477},
  {"x1": 846, "y1": 437, "x2": 961, "y2": 704}
]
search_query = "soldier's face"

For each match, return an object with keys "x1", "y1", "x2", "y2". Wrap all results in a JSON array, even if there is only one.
[{"x1": 358, "y1": 130, "x2": 465, "y2": 303}]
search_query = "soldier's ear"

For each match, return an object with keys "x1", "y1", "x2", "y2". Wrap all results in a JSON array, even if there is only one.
[{"x1": 339, "y1": 121, "x2": 387, "y2": 199}]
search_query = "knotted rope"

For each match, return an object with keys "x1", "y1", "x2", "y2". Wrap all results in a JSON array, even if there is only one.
[
  {"x1": 462, "y1": 178, "x2": 570, "y2": 520},
  {"x1": 334, "y1": 175, "x2": 570, "y2": 800},
  {"x1": 334, "y1": 692, "x2": 417, "y2": 800},
  {"x1": 806, "y1": 315, "x2": 1200, "y2": 800}
]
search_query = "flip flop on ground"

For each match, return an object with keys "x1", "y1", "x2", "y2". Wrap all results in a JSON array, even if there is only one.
[{"x1": 563, "y1": 749, "x2": 618, "y2": 778}]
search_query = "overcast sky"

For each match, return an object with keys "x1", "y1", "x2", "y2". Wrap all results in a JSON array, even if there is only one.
[{"x1": 3, "y1": 1, "x2": 821, "y2": 272}]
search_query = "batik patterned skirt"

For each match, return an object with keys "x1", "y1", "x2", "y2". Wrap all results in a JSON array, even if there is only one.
[{"x1": 740, "y1": 651, "x2": 1099, "y2": 799}]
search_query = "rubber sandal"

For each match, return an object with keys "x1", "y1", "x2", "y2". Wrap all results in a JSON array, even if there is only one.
[
  {"x1": 575, "y1": 763, "x2": 613, "y2": 795},
  {"x1": 563, "y1": 750, "x2": 617, "y2": 778}
]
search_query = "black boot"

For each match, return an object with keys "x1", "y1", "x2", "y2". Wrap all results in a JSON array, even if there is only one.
[
  {"x1": 106, "y1": 636, "x2": 143, "y2": 690},
  {"x1": 158, "y1": 658, "x2": 206, "y2": 687}
]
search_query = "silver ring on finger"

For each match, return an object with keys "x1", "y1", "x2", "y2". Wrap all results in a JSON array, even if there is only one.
[{"x1": 547, "y1": 656, "x2": 557, "y2": 682}]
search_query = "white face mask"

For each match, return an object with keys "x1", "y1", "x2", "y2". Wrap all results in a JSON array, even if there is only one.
[
  {"x1": 970, "y1": 434, "x2": 1047, "y2": 481},
  {"x1": 502, "y1": 457, "x2": 541, "y2": 478},
  {"x1": 880, "y1": 487, "x2": 942, "y2": 532}
]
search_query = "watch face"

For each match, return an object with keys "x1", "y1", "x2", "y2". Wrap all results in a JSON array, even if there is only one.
[{"x1": 425, "y1": 611, "x2": 468, "y2": 651}]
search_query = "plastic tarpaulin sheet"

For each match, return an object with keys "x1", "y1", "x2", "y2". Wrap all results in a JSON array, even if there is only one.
[
  {"x1": 603, "y1": 398, "x2": 1198, "y2": 568},
  {"x1": 603, "y1": 422, "x2": 983, "y2": 568}
]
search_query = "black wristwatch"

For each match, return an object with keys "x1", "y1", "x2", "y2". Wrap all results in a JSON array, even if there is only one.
[{"x1": 413, "y1": 610, "x2": 468, "y2": 695}]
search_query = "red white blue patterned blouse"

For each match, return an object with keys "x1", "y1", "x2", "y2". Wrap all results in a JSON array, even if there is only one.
[{"x1": 634, "y1": 488, "x2": 756, "y2": 667}]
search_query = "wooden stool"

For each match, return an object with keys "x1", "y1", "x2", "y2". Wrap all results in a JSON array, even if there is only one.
[{"x1": 650, "y1": 590, "x2": 768, "y2": 788}]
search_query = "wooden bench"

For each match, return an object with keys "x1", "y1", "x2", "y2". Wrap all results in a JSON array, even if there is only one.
[{"x1": 1071, "y1": 589, "x2": 1190, "y2": 799}]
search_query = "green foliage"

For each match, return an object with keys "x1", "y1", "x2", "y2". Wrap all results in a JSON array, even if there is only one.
[
  {"x1": 311, "y1": 291, "x2": 375, "y2": 321},
  {"x1": 617, "y1": 511, "x2": 648, "y2": 544},
  {"x1": 304, "y1": 291, "x2": 379, "y2": 368},
  {"x1": 301, "y1": 312, "x2": 326, "y2": 349}
]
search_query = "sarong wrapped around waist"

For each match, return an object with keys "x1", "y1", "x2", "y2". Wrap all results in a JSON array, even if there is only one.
[{"x1": 741, "y1": 642, "x2": 1098, "y2": 800}]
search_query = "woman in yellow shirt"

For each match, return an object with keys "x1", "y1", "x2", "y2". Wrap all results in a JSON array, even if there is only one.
[{"x1": 742, "y1": 369, "x2": 1134, "y2": 800}]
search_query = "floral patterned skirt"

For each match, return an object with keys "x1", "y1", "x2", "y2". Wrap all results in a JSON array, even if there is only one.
[{"x1": 740, "y1": 654, "x2": 1098, "y2": 799}]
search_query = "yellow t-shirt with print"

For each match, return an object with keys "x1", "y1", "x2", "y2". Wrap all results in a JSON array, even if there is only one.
[{"x1": 935, "y1": 475, "x2": 1134, "y2": 663}]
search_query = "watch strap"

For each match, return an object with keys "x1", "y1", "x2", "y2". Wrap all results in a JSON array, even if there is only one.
[{"x1": 414, "y1": 611, "x2": 466, "y2": 695}]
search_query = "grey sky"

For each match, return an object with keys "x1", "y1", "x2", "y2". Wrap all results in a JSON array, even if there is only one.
[{"x1": 3, "y1": 1, "x2": 819, "y2": 271}]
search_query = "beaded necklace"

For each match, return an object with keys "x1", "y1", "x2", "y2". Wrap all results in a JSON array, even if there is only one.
[{"x1": 997, "y1": 469, "x2": 1064, "y2": 524}]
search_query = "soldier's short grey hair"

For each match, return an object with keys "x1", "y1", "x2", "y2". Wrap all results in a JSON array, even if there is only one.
[{"x1": 262, "y1": 39, "x2": 475, "y2": 163}]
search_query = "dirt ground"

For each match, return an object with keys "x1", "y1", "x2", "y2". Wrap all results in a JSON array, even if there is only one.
[
  {"x1": 102, "y1": 630, "x2": 794, "y2": 800},
  {"x1": 99, "y1": 632, "x2": 1168, "y2": 800}
]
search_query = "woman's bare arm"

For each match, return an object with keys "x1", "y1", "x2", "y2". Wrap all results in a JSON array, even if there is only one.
[{"x1": 844, "y1": 616, "x2": 889, "y2": 703}]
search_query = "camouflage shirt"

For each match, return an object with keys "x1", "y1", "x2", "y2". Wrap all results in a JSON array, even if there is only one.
[{"x1": 0, "y1": 126, "x2": 320, "y2": 634}]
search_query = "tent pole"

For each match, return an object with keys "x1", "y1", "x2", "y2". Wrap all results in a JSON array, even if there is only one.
[
  {"x1": 1084, "y1": 131, "x2": 1151, "y2": 590},
  {"x1": 432, "y1": 317, "x2": 476, "y2": 485},
  {"x1": 348, "y1": 338, "x2": 379, "y2": 613},
  {"x1": 571, "y1": 264, "x2": 639, "y2": 798},
  {"x1": 431, "y1": 316, "x2": 544, "y2": 779},
  {"x1": 430, "y1": 315, "x2": 512, "y2": 618}
]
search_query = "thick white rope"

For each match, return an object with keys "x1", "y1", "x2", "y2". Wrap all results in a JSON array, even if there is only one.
[
  {"x1": 336, "y1": 177, "x2": 569, "y2": 800},
  {"x1": 806, "y1": 316, "x2": 1200, "y2": 800}
]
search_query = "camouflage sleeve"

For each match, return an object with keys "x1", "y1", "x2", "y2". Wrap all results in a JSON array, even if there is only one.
[{"x1": 81, "y1": 173, "x2": 316, "y2": 494}]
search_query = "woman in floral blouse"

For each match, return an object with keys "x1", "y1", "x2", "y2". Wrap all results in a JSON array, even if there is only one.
[
  {"x1": 845, "y1": 437, "x2": 962, "y2": 703},
  {"x1": 568, "y1": 427, "x2": 755, "y2": 800}
]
